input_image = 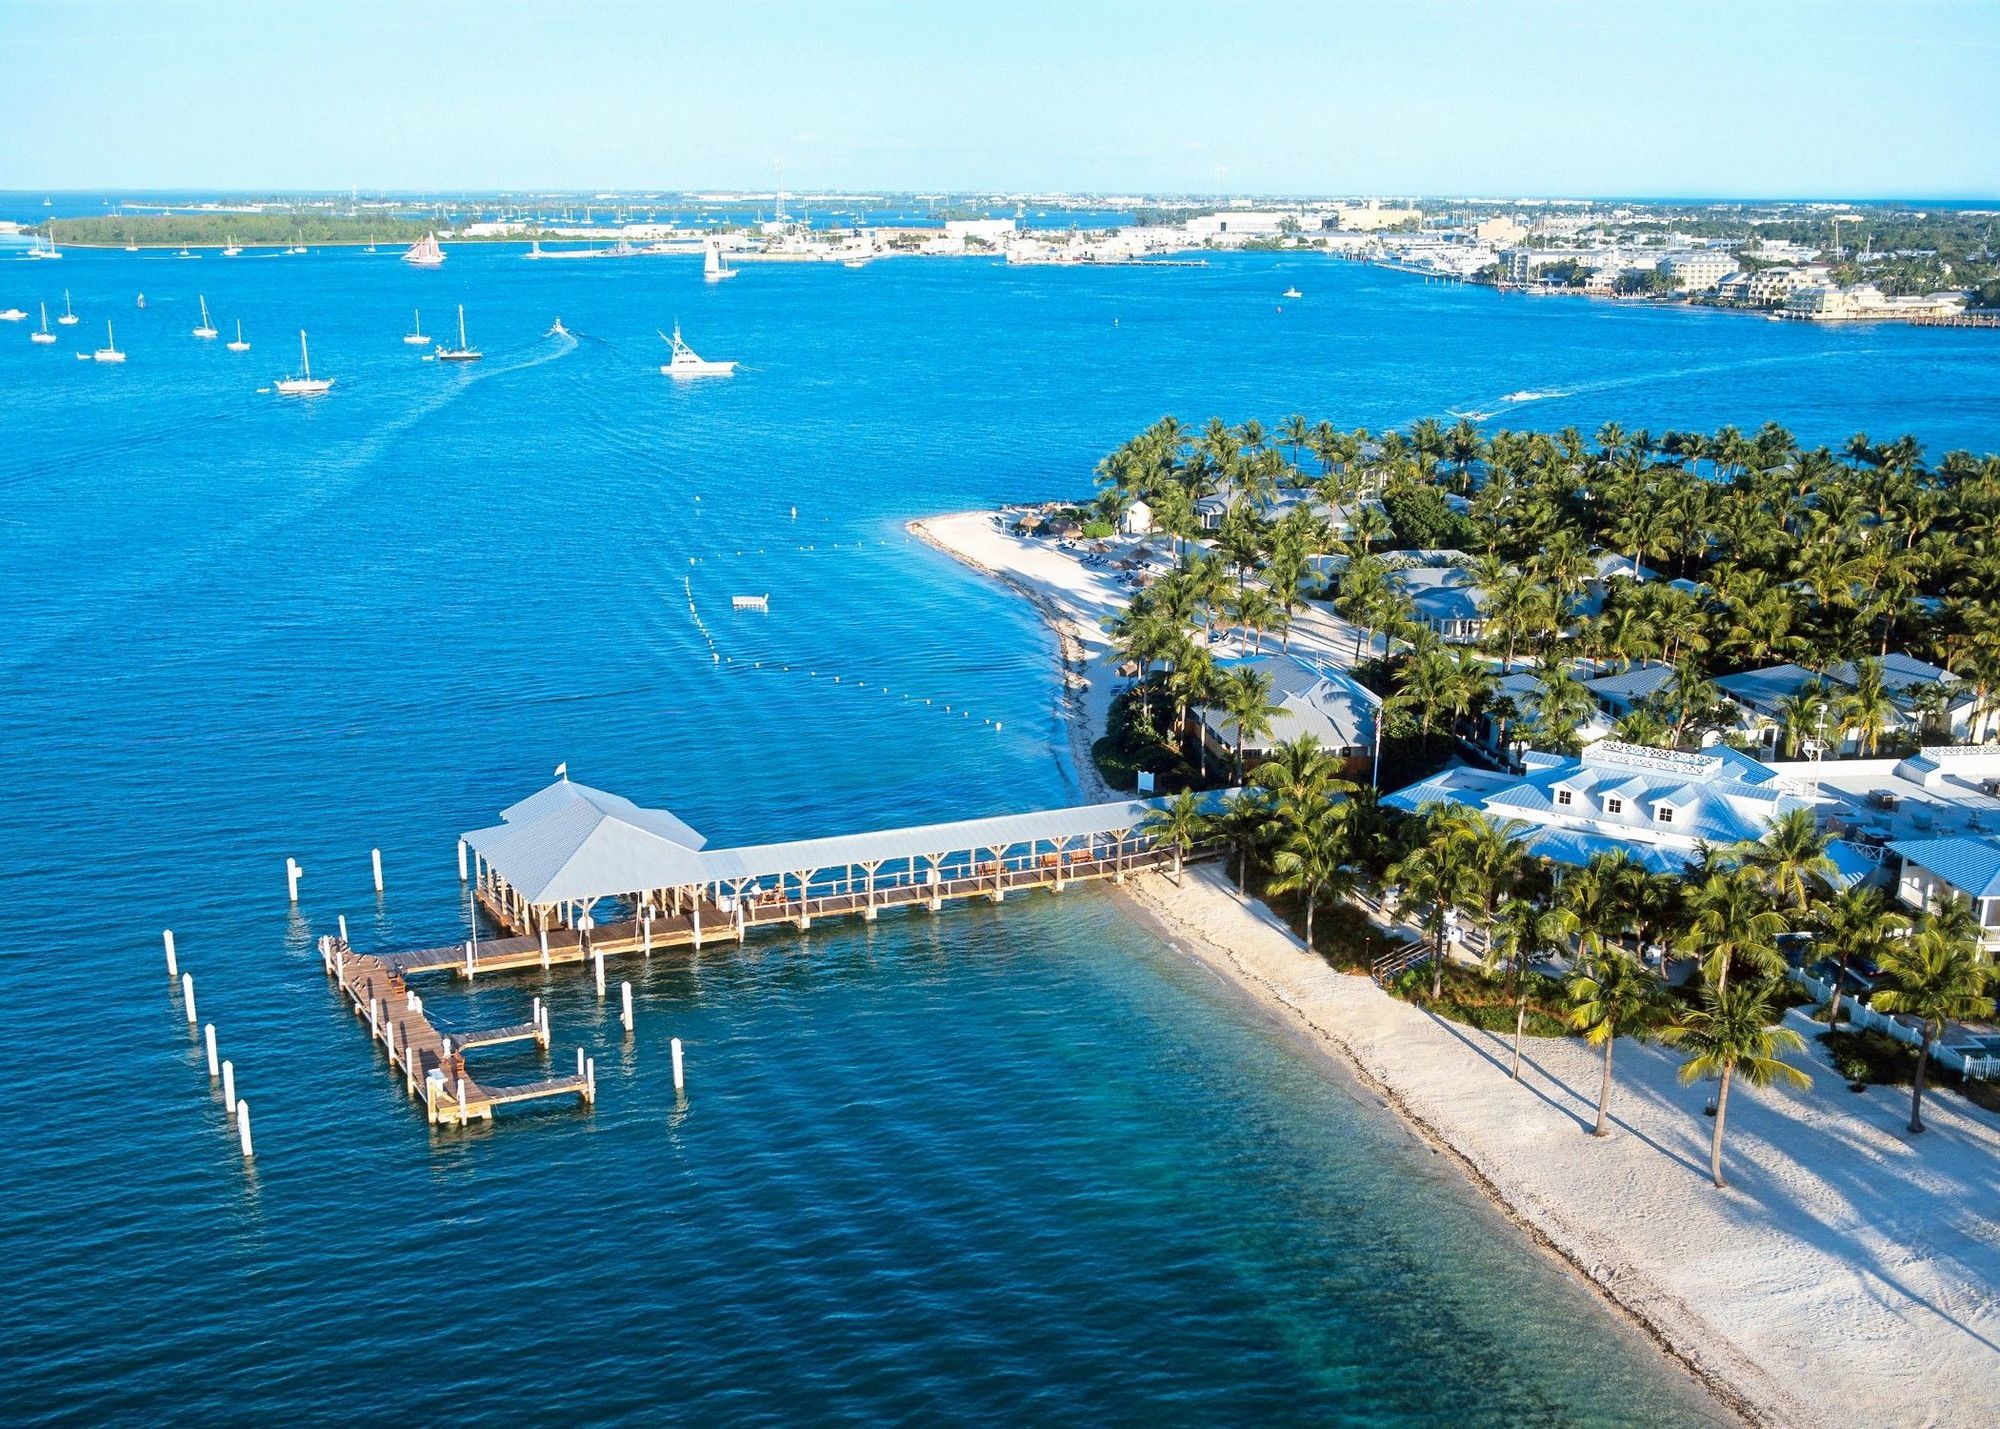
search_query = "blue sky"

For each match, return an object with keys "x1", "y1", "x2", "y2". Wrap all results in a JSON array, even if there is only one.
[{"x1": 3, "y1": 0, "x2": 1996, "y2": 197}]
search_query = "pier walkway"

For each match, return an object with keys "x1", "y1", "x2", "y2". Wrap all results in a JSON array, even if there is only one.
[{"x1": 337, "y1": 779, "x2": 1226, "y2": 1126}]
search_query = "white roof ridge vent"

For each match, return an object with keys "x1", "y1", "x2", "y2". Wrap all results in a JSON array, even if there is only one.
[{"x1": 1581, "y1": 740, "x2": 1722, "y2": 779}]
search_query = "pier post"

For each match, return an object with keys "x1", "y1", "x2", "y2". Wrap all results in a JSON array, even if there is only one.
[
  {"x1": 369, "y1": 997, "x2": 379, "y2": 1040},
  {"x1": 734, "y1": 900, "x2": 745, "y2": 940},
  {"x1": 586, "y1": 1058, "x2": 596, "y2": 1103},
  {"x1": 335, "y1": 945, "x2": 344, "y2": 981},
  {"x1": 237, "y1": 1101, "x2": 252, "y2": 1159},
  {"x1": 594, "y1": 948, "x2": 605, "y2": 997},
  {"x1": 182, "y1": 972, "x2": 197, "y2": 1025},
  {"x1": 643, "y1": 915, "x2": 652, "y2": 957},
  {"x1": 163, "y1": 929, "x2": 177, "y2": 977},
  {"x1": 621, "y1": 981, "x2": 633, "y2": 1033},
  {"x1": 539, "y1": 927, "x2": 550, "y2": 970},
  {"x1": 456, "y1": 1079, "x2": 467, "y2": 1123},
  {"x1": 406, "y1": 1045, "x2": 415, "y2": 1096},
  {"x1": 671, "y1": 1037, "x2": 685, "y2": 1091},
  {"x1": 692, "y1": 904, "x2": 703, "y2": 950},
  {"x1": 286, "y1": 857, "x2": 301, "y2": 903},
  {"x1": 457, "y1": 838, "x2": 468, "y2": 882},
  {"x1": 337, "y1": 914, "x2": 348, "y2": 945},
  {"x1": 205, "y1": 1023, "x2": 218, "y2": 1078},
  {"x1": 464, "y1": 940, "x2": 475, "y2": 980},
  {"x1": 426, "y1": 1070, "x2": 442, "y2": 1124},
  {"x1": 222, "y1": 1059, "x2": 236, "y2": 1114},
  {"x1": 385, "y1": 1019, "x2": 396, "y2": 1064},
  {"x1": 577, "y1": 1047, "x2": 585, "y2": 1080},
  {"x1": 371, "y1": 847, "x2": 384, "y2": 894}
]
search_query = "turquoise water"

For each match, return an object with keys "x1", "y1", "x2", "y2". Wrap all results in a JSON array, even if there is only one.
[{"x1": 6, "y1": 242, "x2": 1997, "y2": 1422}]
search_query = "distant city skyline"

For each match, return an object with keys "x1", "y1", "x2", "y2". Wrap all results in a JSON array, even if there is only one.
[{"x1": 3, "y1": 0, "x2": 1997, "y2": 199}]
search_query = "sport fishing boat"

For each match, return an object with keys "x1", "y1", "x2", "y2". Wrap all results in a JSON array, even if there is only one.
[
  {"x1": 403, "y1": 232, "x2": 445, "y2": 267},
  {"x1": 659, "y1": 323, "x2": 734, "y2": 378},
  {"x1": 1281, "y1": 286, "x2": 1303, "y2": 299},
  {"x1": 192, "y1": 294, "x2": 219, "y2": 339},
  {"x1": 93, "y1": 320, "x2": 125, "y2": 363},
  {"x1": 274, "y1": 329, "x2": 332, "y2": 395},
  {"x1": 434, "y1": 304, "x2": 481, "y2": 361}
]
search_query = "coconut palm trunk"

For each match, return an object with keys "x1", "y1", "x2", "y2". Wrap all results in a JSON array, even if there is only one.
[
  {"x1": 1909, "y1": 1029, "x2": 1932, "y2": 1134},
  {"x1": 1595, "y1": 1035, "x2": 1614, "y2": 1137},
  {"x1": 1709, "y1": 1066, "x2": 1732, "y2": 1187},
  {"x1": 1511, "y1": 970, "x2": 1527, "y2": 1081}
]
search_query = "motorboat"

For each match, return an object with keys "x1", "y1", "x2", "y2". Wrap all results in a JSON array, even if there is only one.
[
  {"x1": 0, "y1": 306, "x2": 24, "y2": 321},
  {"x1": 659, "y1": 323, "x2": 734, "y2": 378},
  {"x1": 1281, "y1": 286, "x2": 1303, "y2": 299},
  {"x1": 274, "y1": 329, "x2": 332, "y2": 394}
]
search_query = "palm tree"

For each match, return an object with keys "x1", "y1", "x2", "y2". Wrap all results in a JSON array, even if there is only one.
[
  {"x1": 1252, "y1": 734, "x2": 1355, "y2": 836},
  {"x1": 1490, "y1": 897, "x2": 1568, "y2": 1081},
  {"x1": 1140, "y1": 791, "x2": 1207, "y2": 885},
  {"x1": 1220, "y1": 666, "x2": 1283, "y2": 782},
  {"x1": 1870, "y1": 901, "x2": 1995, "y2": 1133},
  {"x1": 1772, "y1": 681, "x2": 1830, "y2": 759},
  {"x1": 1567, "y1": 949, "x2": 1665, "y2": 1137},
  {"x1": 1387, "y1": 808, "x2": 1485, "y2": 1000},
  {"x1": 1268, "y1": 801, "x2": 1356, "y2": 950},
  {"x1": 1838, "y1": 656, "x2": 1896, "y2": 757},
  {"x1": 1685, "y1": 867, "x2": 1789, "y2": 993},
  {"x1": 1739, "y1": 806, "x2": 1836, "y2": 918},
  {"x1": 1812, "y1": 884, "x2": 1907, "y2": 1023},
  {"x1": 1661, "y1": 982, "x2": 1811, "y2": 1187},
  {"x1": 1214, "y1": 788, "x2": 1273, "y2": 892}
]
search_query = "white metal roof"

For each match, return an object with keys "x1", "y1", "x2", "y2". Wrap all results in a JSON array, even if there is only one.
[{"x1": 466, "y1": 781, "x2": 1217, "y2": 905}]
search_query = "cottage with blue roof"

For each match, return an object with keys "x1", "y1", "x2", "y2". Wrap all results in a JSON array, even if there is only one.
[{"x1": 1889, "y1": 836, "x2": 2000, "y2": 948}]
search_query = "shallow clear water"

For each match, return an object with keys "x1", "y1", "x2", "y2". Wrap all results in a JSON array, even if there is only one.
[{"x1": 6, "y1": 242, "x2": 1994, "y2": 1423}]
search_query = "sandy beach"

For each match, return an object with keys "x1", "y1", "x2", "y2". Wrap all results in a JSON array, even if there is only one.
[{"x1": 920, "y1": 505, "x2": 2000, "y2": 1429}]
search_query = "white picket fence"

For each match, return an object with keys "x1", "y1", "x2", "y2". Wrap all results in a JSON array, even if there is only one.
[{"x1": 1792, "y1": 967, "x2": 2000, "y2": 1080}]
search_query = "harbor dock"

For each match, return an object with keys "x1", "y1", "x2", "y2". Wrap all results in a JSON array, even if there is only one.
[{"x1": 333, "y1": 778, "x2": 1220, "y2": 1125}]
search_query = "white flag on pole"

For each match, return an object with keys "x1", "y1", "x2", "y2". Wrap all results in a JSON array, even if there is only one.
[{"x1": 554, "y1": 761, "x2": 568, "y2": 779}]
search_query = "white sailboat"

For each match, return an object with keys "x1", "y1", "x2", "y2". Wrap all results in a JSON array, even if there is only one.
[
  {"x1": 93, "y1": 320, "x2": 125, "y2": 363},
  {"x1": 403, "y1": 308, "x2": 431, "y2": 346},
  {"x1": 31, "y1": 302, "x2": 57, "y2": 343},
  {"x1": 703, "y1": 240, "x2": 737, "y2": 283},
  {"x1": 434, "y1": 304, "x2": 481, "y2": 361},
  {"x1": 192, "y1": 295, "x2": 219, "y2": 339},
  {"x1": 57, "y1": 289, "x2": 78, "y2": 325},
  {"x1": 403, "y1": 232, "x2": 445, "y2": 267},
  {"x1": 226, "y1": 319, "x2": 250, "y2": 353},
  {"x1": 223, "y1": 233, "x2": 242, "y2": 257},
  {"x1": 365, "y1": 233, "x2": 378, "y2": 254},
  {"x1": 274, "y1": 329, "x2": 332, "y2": 395},
  {"x1": 659, "y1": 323, "x2": 734, "y2": 378},
  {"x1": 176, "y1": 244, "x2": 198, "y2": 259},
  {"x1": 25, "y1": 232, "x2": 60, "y2": 260}
]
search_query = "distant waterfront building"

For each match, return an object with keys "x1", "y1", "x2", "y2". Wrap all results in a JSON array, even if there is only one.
[
  {"x1": 944, "y1": 218, "x2": 1018, "y2": 246},
  {"x1": 1185, "y1": 210, "x2": 1298, "y2": 242},
  {"x1": 1662, "y1": 251, "x2": 1739, "y2": 292},
  {"x1": 1783, "y1": 282, "x2": 1967, "y2": 322},
  {"x1": 1385, "y1": 741, "x2": 1827, "y2": 874},
  {"x1": 1330, "y1": 199, "x2": 1422, "y2": 232},
  {"x1": 1474, "y1": 215, "x2": 1528, "y2": 247}
]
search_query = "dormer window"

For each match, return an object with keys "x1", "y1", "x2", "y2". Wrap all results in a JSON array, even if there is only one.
[
  {"x1": 1556, "y1": 789, "x2": 1573, "y2": 807},
  {"x1": 1656, "y1": 806, "x2": 1674, "y2": 824},
  {"x1": 1606, "y1": 797, "x2": 1623, "y2": 815}
]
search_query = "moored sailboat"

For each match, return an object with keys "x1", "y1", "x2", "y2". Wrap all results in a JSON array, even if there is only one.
[
  {"x1": 403, "y1": 308, "x2": 430, "y2": 346},
  {"x1": 31, "y1": 302, "x2": 56, "y2": 343},
  {"x1": 192, "y1": 295, "x2": 219, "y2": 339},
  {"x1": 57, "y1": 289, "x2": 78, "y2": 325},
  {"x1": 434, "y1": 304, "x2": 482, "y2": 361},
  {"x1": 94, "y1": 320, "x2": 125, "y2": 363},
  {"x1": 703, "y1": 240, "x2": 737, "y2": 283},
  {"x1": 274, "y1": 329, "x2": 332, "y2": 395},
  {"x1": 403, "y1": 232, "x2": 446, "y2": 267},
  {"x1": 227, "y1": 319, "x2": 250, "y2": 353}
]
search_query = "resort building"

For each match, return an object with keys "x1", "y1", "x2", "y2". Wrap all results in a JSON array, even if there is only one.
[
  {"x1": 1382, "y1": 552, "x2": 1487, "y2": 642},
  {"x1": 1715, "y1": 654, "x2": 1980, "y2": 754},
  {"x1": 1582, "y1": 662, "x2": 1679, "y2": 720},
  {"x1": 1783, "y1": 282, "x2": 1967, "y2": 322},
  {"x1": 1384, "y1": 740, "x2": 1834, "y2": 875},
  {"x1": 1888, "y1": 836, "x2": 2000, "y2": 947},
  {"x1": 1477, "y1": 670, "x2": 1614, "y2": 762},
  {"x1": 1196, "y1": 654, "x2": 1381, "y2": 767},
  {"x1": 1662, "y1": 251, "x2": 1740, "y2": 292}
]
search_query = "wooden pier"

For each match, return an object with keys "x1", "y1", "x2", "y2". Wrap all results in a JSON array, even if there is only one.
[{"x1": 329, "y1": 781, "x2": 1223, "y2": 1127}]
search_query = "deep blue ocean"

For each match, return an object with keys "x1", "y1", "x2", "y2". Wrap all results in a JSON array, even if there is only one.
[{"x1": 5, "y1": 237, "x2": 1998, "y2": 1424}]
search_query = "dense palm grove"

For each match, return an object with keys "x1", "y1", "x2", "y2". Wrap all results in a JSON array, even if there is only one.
[{"x1": 1097, "y1": 412, "x2": 1999, "y2": 1184}]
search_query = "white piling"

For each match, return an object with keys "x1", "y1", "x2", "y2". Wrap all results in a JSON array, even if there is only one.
[
  {"x1": 286, "y1": 857, "x2": 301, "y2": 903},
  {"x1": 221, "y1": 1059, "x2": 237, "y2": 1114},
  {"x1": 457, "y1": 838, "x2": 469, "y2": 881},
  {"x1": 464, "y1": 940, "x2": 475, "y2": 979},
  {"x1": 539, "y1": 927, "x2": 550, "y2": 969},
  {"x1": 671, "y1": 1036, "x2": 685, "y2": 1091},
  {"x1": 335, "y1": 945, "x2": 344, "y2": 981},
  {"x1": 456, "y1": 1079, "x2": 467, "y2": 1122},
  {"x1": 385, "y1": 1019, "x2": 397, "y2": 1063},
  {"x1": 236, "y1": 1101, "x2": 253, "y2": 1158},
  {"x1": 576, "y1": 1047, "x2": 585, "y2": 1080},
  {"x1": 533, "y1": 995, "x2": 542, "y2": 1032},
  {"x1": 643, "y1": 918, "x2": 652, "y2": 957},
  {"x1": 371, "y1": 847, "x2": 384, "y2": 894},
  {"x1": 163, "y1": 929, "x2": 177, "y2": 977},
  {"x1": 442, "y1": 1035, "x2": 453, "y2": 1059},
  {"x1": 586, "y1": 1057, "x2": 596, "y2": 1102},
  {"x1": 204, "y1": 1023, "x2": 219, "y2": 1078},
  {"x1": 181, "y1": 972, "x2": 197, "y2": 1025},
  {"x1": 621, "y1": 981, "x2": 633, "y2": 1032},
  {"x1": 337, "y1": 914, "x2": 348, "y2": 944},
  {"x1": 594, "y1": 948, "x2": 605, "y2": 996},
  {"x1": 369, "y1": 997, "x2": 379, "y2": 1039}
]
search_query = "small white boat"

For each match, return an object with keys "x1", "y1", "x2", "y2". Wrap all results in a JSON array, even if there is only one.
[
  {"x1": 223, "y1": 233, "x2": 242, "y2": 257},
  {"x1": 659, "y1": 323, "x2": 734, "y2": 378},
  {"x1": 288, "y1": 231, "x2": 307, "y2": 255},
  {"x1": 730, "y1": 594, "x2": 770, "y2": 611},
  {"x1": 124, "y1": 241, "x2": 139, "y2": 253},
  {"x1": 434, "y1": 304, "x2": 481, "y2": 361},
  {"x1": 25, "y1": 232, "x2": 60, "y2": 260},
  {"x1": 1281, "y1": 286, "x2": 1303, "y2": 299},
  {"x1": 192, "y1": 295, "x2": 219, "y2": 339},
  {"x1": 176, "y1": 244, "x2": 198, "y2": 260},
  {"x1": 403, "y1": 308, "x2": 430, "y2": 346},
  {"x1": 403, "y1": 232, "x2": 445, "y2": 267},
  {"x1": 703, "y1": 240, "x2": 737, "y2": 283},
  {"x1": 57, "y1": 289, "x2": 78, "y2": 325},
  {"x1": 0, "y1": 306, "x2": 24, "y2": 321},
  {"x1": 843, "y1": 258, "x2": 868, "y2": 269},
  {"x1": 94, "y1": 320, "x2": 125, "y2": 363},
  {"x1": 226, "y1": 319, "x2": 250, "y2": 353},
  {"x1": 31, "y1": 303, "x2": 56, "y2": 343},
  {"x1": 547, "y1": 318, "x2": 570, "y2": 338},
  {"x1": 274, "y1": 329, "x2": 332, "y2": 395},
  {"x1": 365, "y1": 234, "x2": 378, "y2": 254},
  {"x1": 136, "y1": 293, "x2": 146, "y2": 309}
]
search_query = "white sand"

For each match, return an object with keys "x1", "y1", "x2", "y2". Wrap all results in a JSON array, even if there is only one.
[{"x1": 920, "y1": 507, "x2": 2000, "y2": 1428}]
